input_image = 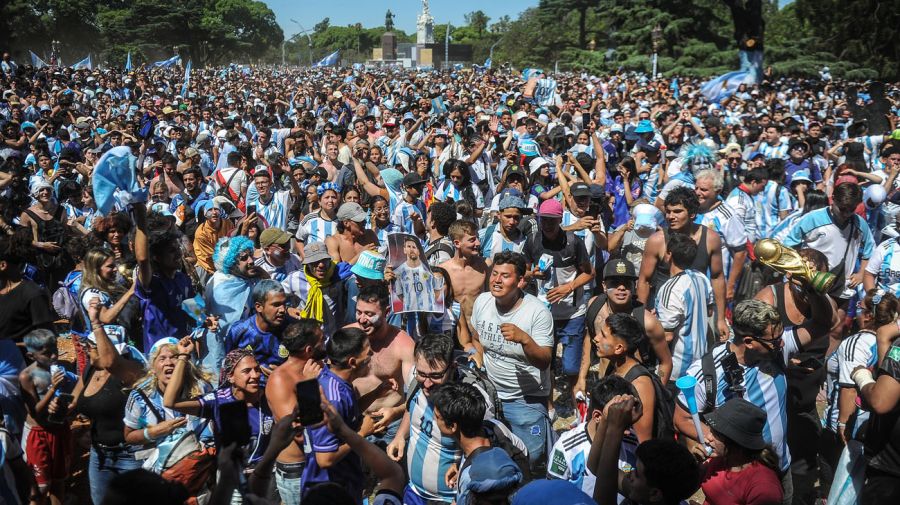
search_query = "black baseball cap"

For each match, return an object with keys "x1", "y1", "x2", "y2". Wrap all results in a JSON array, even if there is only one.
[{"x1": 603, "y1": 259, "x2": 637, "y2": 280}]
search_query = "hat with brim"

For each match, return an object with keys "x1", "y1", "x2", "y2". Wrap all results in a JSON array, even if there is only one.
[
  {"x1": 499, "y1": 194, "x2": 533, "y2": 214},
  {"x1": 259, "y1": 228, "x2": 291, "y2": 248},
  {"x1": 790, "y1": 169, "x2": 812, "y2": 186},
  {"x1": 703, "y1": 398, "x2": 768, "y2": 451},
  {"x1": 336, "y1": 202, "x2": 368, "y2": 223},
  {"x1": 302, "y1": 242, "x2": 331, "y2": 265},
  {"x1": 351, "y1": 250, "x2": 386, "y2": 280}
]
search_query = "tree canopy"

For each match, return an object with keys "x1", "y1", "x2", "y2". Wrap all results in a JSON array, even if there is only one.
[{"x1": 1, "y1": 0, "x2": 896, "y2": 78}]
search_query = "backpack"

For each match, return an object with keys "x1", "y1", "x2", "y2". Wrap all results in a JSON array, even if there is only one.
[
  {"x1": 473, "y1": 418, "x2": 533, "y2": 481},
  {"x1": 623, "y1": 363, "x2": 675, "y2": 440},
  {"x1": 699, "y1": 345, "x2": 745, "y2": 414},
  {"x1": 406, "y1": 351, "x2": 505, "y2": 422},
  {"x1": 425, "y1": 237, "x2": 455, "y2": 267},
  {"x1": 214, "y1": 167, "x2": 245, "y2": 213}
]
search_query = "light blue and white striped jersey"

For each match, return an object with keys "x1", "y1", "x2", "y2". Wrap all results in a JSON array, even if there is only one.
[
  {"x1": 754, "y1": 181, "x2": 795, "y2": 239},
  {"x1": 434, "y1": 181, "x2": 485, "y2": 209},
  {"x1": 768, "y1": 209, "x2": 804, "y2": 242},
  {"x1": 368, "y1": 221, "x2": 401, "y2": 257},
  {"x1": 679, "y1": 333, "x2": 801, "y2": 472},
  {"x1": 725, "y1": 187, "x2": 760, "y2": 242},
  {"x1": 758, "y1": 138, "x2": 789, "y2": 160},
  {"x1": 247, "y1": 189, "x2": 292, "y2": 231},
  {"x1": 406, "y1": 387, "x2": 461, "y2": 502},
  {"x1": 295, "y1": 213, "x2": 337, "y2": 244},
  {"x1": 391, "y1": 199, "x2": 427, "y2": 236},
  {"x1": 864, "y1": 237, "x2": 900, "y2": 297},
  {"x1": 823, "y1": 330, "x2": 877, "y2": 436},
  {"x1": 640, "y1": 164, "x2": 662, "y2": 202},
  {"x1": 696, "y1": 202, "x2": 748, "y2": 278},
  {"x1": 655, "y1": 270, "x2": 714, "y2": 379},
  {"x1": 393, "y1": 262, "x2": 440, "y2": 313},
  {"x1": 546, "y1": 422, "x2": 638, "y2": 501},
  {"x1": 479, "y1": 224, "x2": 527, "y2": 261},
  {"x1": 849, "y1": 135, "x2": 885, "y2": 169},
  {"x1": 783, "y1": 208, "x2": 874, "y2": 298}
]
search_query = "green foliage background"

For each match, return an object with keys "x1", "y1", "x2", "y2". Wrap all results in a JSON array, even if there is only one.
[{"x1": 1, "y1": 0, "x2": 897, "y2": 79}]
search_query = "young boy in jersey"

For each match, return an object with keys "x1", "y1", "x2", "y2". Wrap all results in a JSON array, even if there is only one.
[
  {"x1": 18, "y1": 329, "x2": 74, "y2": 505},
  {"x1": 654, "y1": 233, "x2": 714, "y2": 380},
  {"x1": 392, "y1": 172, "x2": 427, "y2": 238},
  {"x1": 547, "y1": 375, "x2": 642, "y2": 499},
  {"x1": 431, "y1": 382, "x2": 527, "y2": 505}
]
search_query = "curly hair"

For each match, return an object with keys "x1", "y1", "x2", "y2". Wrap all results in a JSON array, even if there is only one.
[{"x1": 213, "y1": 235, "x2": 254, "y2": 274}]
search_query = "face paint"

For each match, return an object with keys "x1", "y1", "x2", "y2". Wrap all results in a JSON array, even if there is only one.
[{"x1": 368, "y1": 314, "x2": 381, "y2": 325}]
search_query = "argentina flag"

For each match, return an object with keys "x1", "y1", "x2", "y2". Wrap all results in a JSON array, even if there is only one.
[{"x1": 313, "y1": 50, "x2": 340, "y2": 67}]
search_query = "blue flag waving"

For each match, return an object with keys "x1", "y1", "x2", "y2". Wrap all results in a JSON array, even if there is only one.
[
  {"x1": 30, "y1": 51, "x2": 48, "y2": 69},
  {"x1": 125, "y1": 52, "x2": 133, "y2": 71},
  {"x1": 92, "y1": 146, "x2": 146, "y2": 215},
  {"x1": 151, "y1": 55, "x2": 181, "y2": 69},
  {"x1": 484, "y1": 58, "x2": 492, "y2": 69},
  {"x1": 313, "y1": 50, "x2": 340, "y2": 67},
  {"x1": 181, "y1": 60, "x2": 192, "y2": 97},
  {"x1": 700, "y1": 70, "x2": 753, "y2": 104},
  {"x1": 73, "y1": 55, "x2": 92, "y2": 70}
]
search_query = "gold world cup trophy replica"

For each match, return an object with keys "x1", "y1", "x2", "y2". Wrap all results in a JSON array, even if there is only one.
[{"x1": 754, "y1": 239, "x2": 836, "y2": 293}]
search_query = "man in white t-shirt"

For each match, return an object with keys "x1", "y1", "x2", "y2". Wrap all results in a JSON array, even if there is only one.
[{"x1": 470, "y1": 251, "x2": 554, "y2": 475}]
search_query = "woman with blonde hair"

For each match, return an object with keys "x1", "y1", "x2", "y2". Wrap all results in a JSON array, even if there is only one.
[{"x1": 78, "y1": 247, "x2": 135, "y2": 329}]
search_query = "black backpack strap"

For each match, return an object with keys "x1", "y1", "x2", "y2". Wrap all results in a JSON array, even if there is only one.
[
  {"x1": 585, "y1": 294, "x2": 607, "y2": 339},
  {"x1": 134, "y1": 387, "x2": 166, "y2": 423},
  {"x1": 700, "y1": 352, "x2": 717, "y2": 414}
]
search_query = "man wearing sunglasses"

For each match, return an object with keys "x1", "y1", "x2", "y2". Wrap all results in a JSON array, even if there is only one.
[{"x1": 674, "y1": 294, "x2": 833, "y2": 504}]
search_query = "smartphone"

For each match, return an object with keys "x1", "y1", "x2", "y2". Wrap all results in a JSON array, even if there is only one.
[
  {"x1": 246, "y1": 204, "x2": 257, "y2": 215},
  {"x1": 218, "y1": 401, "x2": 251, "y2": 447},
  {"x1": 582, "y1": 113, "x2": 591, "y2": 127},
  {"x1": 295, "y1": 379, "x2": 324, "y2": 426},
  {"x1": 48, "y1": 393, "x2": 74, "y2": 424},
  {"x1": 587, "y1": 203, "x2": 600, "y2": 218}
]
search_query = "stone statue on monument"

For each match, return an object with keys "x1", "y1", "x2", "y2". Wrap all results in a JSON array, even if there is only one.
[
  {"x1": 385, "y1": 10, "x2": 395, "y2": 32},
  {"x1": 417, "y1": 0, "x2": 435, "y2": 45}
]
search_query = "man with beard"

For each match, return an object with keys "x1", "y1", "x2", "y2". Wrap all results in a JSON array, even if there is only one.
[
  {"x1": 225, "y1": 279, "x2": 294, "y2": 380},
  {"x1": 346, "y1": 284, "x2": 415, "y2": 449},
  {"x1": 282, "y1": 242, "x2": 345, "y2": 336},
  {"x1": 393, "y1": 236, "x2": 439, "y2": 314},
  {"x1": 168, "y1": 166, "x2": 209, "y2": 224},
  {"x1": 265, "y1": 319, "x2": 326, "y2": 505},
  {"x1": 326, "y1": 202, "x2": 380, "y2": 264},
  {"x1": 255, "y1": 228, "x2": 302, "y2": 282},
  {"x1": 204, "y1": 235, "x2": 265, "y2": 377}
]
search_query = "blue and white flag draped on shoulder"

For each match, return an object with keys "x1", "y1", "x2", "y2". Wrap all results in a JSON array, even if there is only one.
[
  {"x1": 151, "y1": 55, "x2": 181, "y2": 69},
  {"x1": 484, "y1": 58, "x2": 492, "y2": 69},
  {"x1": 181, "y1": 60, "x2": 192, "y2": 97},
  {"x1": 125, "y1": 52, "x2": 133, "y2": 71},
  {"x1": 73, "y1": 55, "x2": 92, "y2": 70},
  {"x1": 30, "y1": 51, "x2": 48, "y2": 68},
  {"x1": 91, "y1": 146, "x2": 147, "y2": 215},
  {"x1": 700, "y1": 70, "x2": 754, "y2": 104},
  {"x1": 313, "y1": 50, "x2": 340, "y2": 67}
]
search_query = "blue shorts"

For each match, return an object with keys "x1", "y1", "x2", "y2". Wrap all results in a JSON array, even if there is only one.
[
  {"x1": 366, "y1": 416, "x2": 402, "y2": 449},
  {"x1": 555, "y1": 315, "x2": 586, "y2": 376}
]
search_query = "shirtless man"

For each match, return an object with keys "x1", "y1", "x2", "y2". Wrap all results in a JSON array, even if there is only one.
[
  {"x1": 438, "y1": 220, "x2": 490, "y2": 354},
  {"x1": 344, "y1": 283, "x2": 415, "y2": 446},
  {"x1": 265, "y1": 319, "x2": 325, "y2": 505},
  {"x1": 637, "y1": 186, "x2": 728, "y2": 338},
  {"x1": 326, "y1": 201, "x2": 379, "y2": 264}
]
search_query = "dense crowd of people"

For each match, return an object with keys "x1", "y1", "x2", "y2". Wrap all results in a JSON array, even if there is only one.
[{"x1": 1, "y1": 51, "x2": 900, "y2": 505}]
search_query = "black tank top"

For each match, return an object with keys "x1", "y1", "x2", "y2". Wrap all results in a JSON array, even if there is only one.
[
  {"x1": 76, "y1": 367, "x2": 129, "y2": 446},
  {"x1": 772, "y1": 283, "x2": 829, "y2": 412},
  {"x1": 651, "y1": 225, "x2": 711, "y2": 292}
]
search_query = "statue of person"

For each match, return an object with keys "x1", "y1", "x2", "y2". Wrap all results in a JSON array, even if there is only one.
[{"x1": 385, "y1": 10, "x2": 395, "y2": 32}]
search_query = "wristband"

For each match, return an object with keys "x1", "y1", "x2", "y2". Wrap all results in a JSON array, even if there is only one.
[
  {"x1": 143, "y1": 427, "x2": 154, "y2": 442},
  {"x1": 851, "y1": 368, "x2": 875, "y2": 390}
]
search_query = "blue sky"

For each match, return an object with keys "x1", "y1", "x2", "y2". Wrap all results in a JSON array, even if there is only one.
[{"x1": 264, "y1": 0, "x2": 540, "y2": 37}]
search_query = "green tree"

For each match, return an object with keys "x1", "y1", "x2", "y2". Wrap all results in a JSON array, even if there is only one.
[{"x1": 463, "y1": 11, "x2": 490, "y2": 37}]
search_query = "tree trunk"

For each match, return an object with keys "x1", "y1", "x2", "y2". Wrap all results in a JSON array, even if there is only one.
[{"x1": 578, "y1": 6, "x2": 587, "y2": 49}]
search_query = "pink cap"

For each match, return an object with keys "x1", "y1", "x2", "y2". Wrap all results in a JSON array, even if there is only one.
[{"x1": 537, "y1": 198, "x2": 563, "y2": 218}]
